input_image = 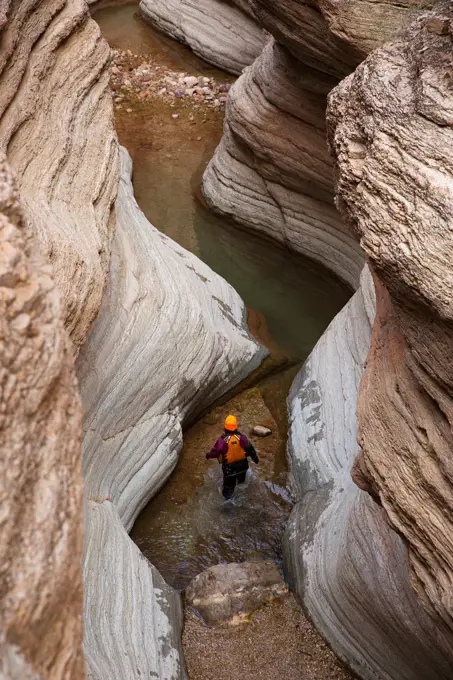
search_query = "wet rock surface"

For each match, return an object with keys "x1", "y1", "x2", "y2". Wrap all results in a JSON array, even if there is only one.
[{"x1": 185, "y1": 561, "x2": 287, "y2": 625}]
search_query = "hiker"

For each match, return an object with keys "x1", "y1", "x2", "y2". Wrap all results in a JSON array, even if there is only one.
[{"x1": 206, "y1": 415, "x2": 259, "y2": 500}]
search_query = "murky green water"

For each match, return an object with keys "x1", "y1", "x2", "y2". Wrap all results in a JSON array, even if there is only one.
[{"x1": 94, "y1": 5, "x2": 351, "y2": 590}]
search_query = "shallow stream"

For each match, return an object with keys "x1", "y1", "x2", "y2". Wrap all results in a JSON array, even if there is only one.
[{"x1": 94, "y1": 4, "x2": 351, "y2": 591}]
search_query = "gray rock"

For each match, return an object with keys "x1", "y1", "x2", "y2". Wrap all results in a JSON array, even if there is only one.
[
  {"x1": 139, "y1": 0, "x2": 267, "y2": 75},
  {"x1": 185, "y1": 561, "x2": 288, "y2": 625},
  {"x1": 78, "y1": 148, "x2": 266, "y2": 679},
  {"x1": 252, "y1": 425, "x2": 272, "y2": 437},
  {"x1": 328, "y1": 2, "x2": 453, "y2": 653},
  {"x1": 284, "y1": 268, "x2": 453, "y2": 679}
]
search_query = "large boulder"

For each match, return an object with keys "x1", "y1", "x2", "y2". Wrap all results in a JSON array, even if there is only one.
[
  {"x1": 0, "y1": 156, "x2": 84, "y2": 678},
  {"x1": 77, "y1": 148, "x2": 266, "y2": 679},
  {"x1": 328, "y1": 3, "x2": 453, "y2": 639},
  {"x1": 0, "y1": 0, "x2": 118, "y2": 346},
  {"x1": 139, "y1": 0, "x2": 266, "y2": 75},
  {"x1": 185, "y1": 561, "x2": 288, "y2": 625},
  {"x1": 284, "y1": 268, "x2": 453, "y2": 679}
]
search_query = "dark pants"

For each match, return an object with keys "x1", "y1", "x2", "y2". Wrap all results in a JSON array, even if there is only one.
[{"x1": 222, "y1": 465, "x2": 247, "y2": 500}]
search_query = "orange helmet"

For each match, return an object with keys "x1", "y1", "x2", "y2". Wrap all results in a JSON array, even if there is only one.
[{"x1": 225, "y1": 415, "x2": 238, "y2": 431}]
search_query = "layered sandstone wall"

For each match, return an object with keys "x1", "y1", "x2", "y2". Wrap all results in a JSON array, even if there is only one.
[
  {"x1": 328, "y1": 3, "x2": 453, "y2": 638},
  {"x1": 203, "y1": 39, "x2": 363, "y2": 287},
  {"x1": 284, "y1": 268, "x2": 453, "y2": 679},
  {"x1": 203, "y1": 0, "x2": 436, "y2": 287},
  {"x1": 0, "y1": 0, "x2": 118, "y2": 347},
  {"x1": 249, "y1": 0, "x2": 434, "y2": 70},
  {"x1": 201, "y1": 2, "x2": 367, "y2": 287},
  {"x1": 0, "y1": 156, "x2": 84, "y2": 678},
  {"x1": 77, "y1": 148, "x2": 266, "y2": 679},
  {"x1": 0, "y1": 2, "x2": 119, "y2": 677},
  {"x1": 139, "y1": 0, "x2": 266, "y2": 75}
]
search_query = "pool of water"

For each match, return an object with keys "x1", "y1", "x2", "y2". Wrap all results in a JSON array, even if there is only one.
[{"x1": 94, "y1": 5, "x2": 352, "y2": 589}]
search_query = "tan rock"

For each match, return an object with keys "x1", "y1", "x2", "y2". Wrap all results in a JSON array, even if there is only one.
[
  {"x1": 185, "y1": 562, "x2": 288, "y2": 625},
  {"x1": 0, "y1": 156, "x2": 84, "y2": 678},
  {"x1": 250, "y1": 0, "x2": 434, "y2": 73},
  {"x1": 0, "y1": 0, "x2": 119, "y2": 346},
  {"x1": 328, "y1": 3, "x2": 453, "y2": 640},
  {"x1": 203, "y1": 40, "x2": 363, "y2": 288}
]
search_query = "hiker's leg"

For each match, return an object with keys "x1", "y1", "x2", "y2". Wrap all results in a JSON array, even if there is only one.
[
  {"x1": 222, "y1": 473, "x2": 236, "y2": 499},
  {"x1": 237, "y1": 471, "x2": 247, "y2": 484}
]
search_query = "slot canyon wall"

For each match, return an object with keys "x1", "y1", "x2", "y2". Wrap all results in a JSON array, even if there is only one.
[
  {"x1": 146, "y1": 0, "x2": 453, "y2": 678},
  {"x1": 0, "y1": 156, "x2": 84, "y2": 680},
  {"x1": 201, "y1": 0, "x2": 436, "y2": 288},
  {"x1": 285, "y1": 2, "x2": 453, "y2": 680},
  {"x1": 328, "y1": 0, "x2": 453, "y2": 650},
  {"x1": 0, "y1": 0, "x2": 119, "y2": 348},
  {"x1": 0, "y1": 1, "x2": 266, "y2": 679},
  {"x1": 139, "y1": 0, "x2": 266, "y2": 75},
  {"x1": 0, "y1": 0, "x2": 117, "y2": 677},
  {"x1": 78, "y1": 148, "x2": 265, "y2": 679},
  {"x1": 2, "y1": 1, "x2": 453, "y2": 680}
]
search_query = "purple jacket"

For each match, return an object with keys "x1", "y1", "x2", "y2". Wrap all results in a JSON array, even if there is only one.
[{"x1": 206, "y1": 432, "x2": 251, "y2": 460}]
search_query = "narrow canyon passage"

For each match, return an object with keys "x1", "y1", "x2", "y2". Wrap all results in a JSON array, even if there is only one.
[{"x1": 93, "y1": 5, "x2": 353, "y2": 678}]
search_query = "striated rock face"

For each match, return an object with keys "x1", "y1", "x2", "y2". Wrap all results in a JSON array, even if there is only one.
[
  {"x1": 284, "y1": 269, "x2": 453, "y2": 679},
  {"x1": 203, "y1": 40, "x2": 363, "y2": 288},
  {"x1": 328, "y1": 5, "x2": 453, "y2": 639},
  {"x1": 185, "y1": 561, "x2": 288, "y2": 625},
  {"x1": 0, "y1": 157, "x2": 84, "y2": 678},
  {"x1": 77, "y1": 148, "x2": 265, "y2": 679},
  {"x1": 83, "y1": 500, "x2": 185, "y2": 680},
  {"x1": 203, "y1": 0, "x2": 435, "y2": 288},
  {"x1": 249, "y1": 0, "x2": 434, "y2": 73},
  {"x1": 139, "y1": 0, "x2": 266, "y2": 75},
  {"x1": 248, "y1": 0, "x2": 362, "y2": 77},
  {"x1": 0, "y1": 0, "x2": 118, "y2": 346}
]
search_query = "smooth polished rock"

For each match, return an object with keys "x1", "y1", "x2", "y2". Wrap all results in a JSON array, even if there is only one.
[
  {"x1": 328, "y1": 3, "x2": 453, "y2": 641},
  {"x1": 140, "y1": 0, "x2": 266, "y2": 75},
  {"x1": 284, "y1": 268, "x2": 453, "y2": 679},
  {"x1": 0, "y1": 0, "x2": 118, "y2": 346},
  {"x1": 84, "y1": 500, "x2": 186, "y2": 680},
  {"x1": 203, "y1": 41, "x2": 363, "y2": 288},
  {"x1": 78, "y1": 147, "x2": 266, "y2": 679},
  {"x1": 0, "y1": 155, "x2": 84, "y2": 679}
]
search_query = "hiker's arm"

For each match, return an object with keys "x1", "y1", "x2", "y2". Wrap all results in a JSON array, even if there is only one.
[
  {"x1": 241, "y1": 434, "x2": 259, "y2": 464},
  {"x1": 206, "y1": 438, "x2": 227, "y2": 460}
]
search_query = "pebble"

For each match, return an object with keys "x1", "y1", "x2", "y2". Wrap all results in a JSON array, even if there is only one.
[
  {"x1": 252, "y1": 425, "x2": 272, "y2": 437},
  {"x1": 184, "y1": 75, "x2": 199, "y2": 88},
  {"x1": 172, "y1": 113, "x2": 180, "y2": 119}
]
